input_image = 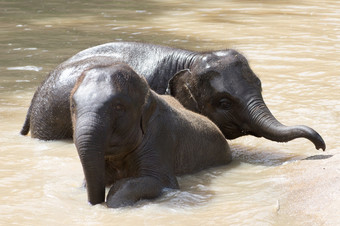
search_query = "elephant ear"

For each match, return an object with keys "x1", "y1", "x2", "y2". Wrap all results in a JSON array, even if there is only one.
[
  {"x1": 140, "y1": 92, "x2": 157, "y2": 134},
  {"x1": 166, "y1": 69, "x2": 199, "y2": 112}
]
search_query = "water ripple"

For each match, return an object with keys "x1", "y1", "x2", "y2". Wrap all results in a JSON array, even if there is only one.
[{"x1": 6, "y1": 66, "x2": 42, "y2": 72}]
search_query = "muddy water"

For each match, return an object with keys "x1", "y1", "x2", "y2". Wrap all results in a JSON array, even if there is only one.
[{"x1": 1, "y1": 0, "x2": 339, "y2": 225}]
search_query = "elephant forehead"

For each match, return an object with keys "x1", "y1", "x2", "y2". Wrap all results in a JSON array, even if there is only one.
[
  {"x1": 209, "y1": 75, "x2": 236, "y2": 94},
  {"x1": 74, "y1": 81, "x2": 114, "y2": 103},
  {"x1": 210, "y1": 75, "x2": 225, "y2": 92},
  {"x1": 74, "y1": 73, "x2": 118, "y2": 102}
]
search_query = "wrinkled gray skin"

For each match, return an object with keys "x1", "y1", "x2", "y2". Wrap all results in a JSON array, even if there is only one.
[
  {"x1": 21, "y1": 42, "x2": 325, "y2": 151},
  {"x1": 70, "y1": 61, "x2": 231, "y2": 207}
]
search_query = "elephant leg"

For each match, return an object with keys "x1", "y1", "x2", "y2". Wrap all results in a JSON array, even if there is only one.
[
  {"x1": 30, "y1": 106, "x2": 73, "y2": 140},
  {"x1": 106, "y1": 176, "x2": 164, "y2": 208}
]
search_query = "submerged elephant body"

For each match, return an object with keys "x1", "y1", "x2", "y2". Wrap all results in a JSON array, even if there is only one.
[
  {"x1": 21, "y1": 42, "x2": 325, "y2": 150},
  {"x1": 70, "y1": 61, "x2": 231, "y2": 207}
]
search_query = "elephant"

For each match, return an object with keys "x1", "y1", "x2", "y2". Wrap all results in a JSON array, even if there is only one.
[
  {"x1": 70, "y1": 60, "x2": 232, "y2": 207},
  {"x1": 21, "y1": 42, "x2": 325, "y2": 151}
]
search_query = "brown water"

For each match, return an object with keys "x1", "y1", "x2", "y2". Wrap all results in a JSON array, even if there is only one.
[{"x1": 1, "y1": 0, "x2": 339, "y2": 225}]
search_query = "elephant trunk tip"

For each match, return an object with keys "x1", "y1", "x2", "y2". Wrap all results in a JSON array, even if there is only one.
[
  {"x1": 293, "y1": 125, "x2": 326, "y2": 151},
  {"x1": 313, "y1": 132, "x2": 326, "y2": 151}
]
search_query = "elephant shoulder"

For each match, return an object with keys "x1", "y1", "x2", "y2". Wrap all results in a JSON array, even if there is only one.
[
  {"x1": 159, "y1": 94, "x2": 185, "y2": 110},
  {"x1": 159, "y1": 94, "x2": 226, "y2": 142},
  {"x1": 154, "y1": 93, "x2": 231, "y2": 175}
]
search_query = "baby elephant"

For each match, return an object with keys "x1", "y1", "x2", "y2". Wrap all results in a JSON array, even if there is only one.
[{"x1": 70, "y1": 61, "x2": 232, "y2": 208}]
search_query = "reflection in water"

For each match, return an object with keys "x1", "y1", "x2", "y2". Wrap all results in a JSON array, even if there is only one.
[{"x1": 0, "y1": 0, "x2": 339, "y2": 225}]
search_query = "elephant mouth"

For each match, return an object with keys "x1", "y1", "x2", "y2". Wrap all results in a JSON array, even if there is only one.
[
  {"x1": 106, "y1": 144, "x2": 135, "y2": 157},
  {"x1": 219, "y1": 120, "x2": 261, "y2": 140},
  {"x1": 222, "y1": 129, "x2": 255, "y2": 140},
  {"x1": 107, "y1": 137, "x2": 143, "y2": 157},
  {"x1": 242, "y1": 130, "x2": 261, "y2": 138}
]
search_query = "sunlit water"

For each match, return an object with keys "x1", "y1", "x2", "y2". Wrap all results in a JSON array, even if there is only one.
[{"x1": 1, "y1": 0, "x2": 339, "y2": 225}]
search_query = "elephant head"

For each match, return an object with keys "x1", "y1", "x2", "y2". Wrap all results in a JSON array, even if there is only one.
[
  {"x1": 168, "y1": 49, "x2": 325, "y2": 151},
  {"x1": 70, "y1": 63, "x2": 154, "y2": 205}
]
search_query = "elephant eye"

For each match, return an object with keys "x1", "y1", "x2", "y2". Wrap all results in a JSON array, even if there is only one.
[
  {"x1": 218, "y1": 98, "x2": 232, "y2": 110},
  {"x1": 113, "y1": 104, "x2": 125, "y2": 112}
]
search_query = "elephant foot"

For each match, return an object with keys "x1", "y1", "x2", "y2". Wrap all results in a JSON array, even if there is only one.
[
  {"x1": 106, "y1": 194, "x2": 136, "y2": 208},
  {"x1": 106, "y1": 177, "x2": 163, "y2": 208}
]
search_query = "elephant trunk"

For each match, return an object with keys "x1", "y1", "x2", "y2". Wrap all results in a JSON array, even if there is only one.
[
  {"x1": 246, "y1": 97, "x2": 326, "y2": 151},
  {"x1": 74, "y1": 113, "x2": 109, "y2": 205}
]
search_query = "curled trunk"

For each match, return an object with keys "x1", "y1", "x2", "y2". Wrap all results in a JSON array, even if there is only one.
[{"x1": 247, "y1": 97, "x2": 326, "y2": 151}]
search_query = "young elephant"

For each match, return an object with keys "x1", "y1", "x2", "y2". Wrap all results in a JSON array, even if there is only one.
[{"x1": 70, "y1": 61, "x2": 232, "y2": 208}]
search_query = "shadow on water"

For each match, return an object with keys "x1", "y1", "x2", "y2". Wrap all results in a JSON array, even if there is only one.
[
  {"x1": 230, "y1": 143, "x2": 334, "y2": 166},
  {"x1": 303, "y1": 154, "x2": 333, "y2": 160},
  {"x1": 231, "y1": 143, "x2": 299, "y2": 166}
]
